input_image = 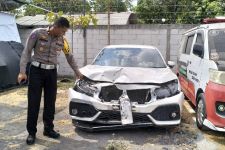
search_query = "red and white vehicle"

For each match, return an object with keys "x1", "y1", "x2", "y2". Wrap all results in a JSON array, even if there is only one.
[{"x1": 178, "y1": 19, "x2": 225, "y2": 132}]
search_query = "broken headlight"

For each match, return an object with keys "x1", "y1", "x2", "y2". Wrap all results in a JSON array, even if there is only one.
[
  {"x1": 73, "y1": 78, "x2": 97, "y2": 97},
  {"x1": 154, "y1": 80, "x2": 179, "y2": 99}
]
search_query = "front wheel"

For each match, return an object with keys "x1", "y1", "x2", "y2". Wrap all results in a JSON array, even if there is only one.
[{"x1": 196, "y1": 93, "x2": 207, "y2": 130}]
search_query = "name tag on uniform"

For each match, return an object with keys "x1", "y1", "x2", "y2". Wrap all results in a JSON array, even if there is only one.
[{"x1": 39, "y1": 47, "x2": 44, "y2": 51}]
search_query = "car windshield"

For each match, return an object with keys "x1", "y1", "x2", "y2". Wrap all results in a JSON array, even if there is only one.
[
  {"x1": 208, "y1": 29, "x2": 225, "y2": 61},
  {"x1": 93, "y1": 47, "x2": 166, "y2": 68}
]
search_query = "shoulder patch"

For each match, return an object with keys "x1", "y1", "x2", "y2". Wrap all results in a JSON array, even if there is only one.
[
  {"x1": 30, "y1": 33, "x2": 36, "y2": 39},
  {"x1": 63, "y1": 38, "x2": 70, "y2": 54}
]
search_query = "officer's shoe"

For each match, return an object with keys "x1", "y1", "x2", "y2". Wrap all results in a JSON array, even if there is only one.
[
  {"x1": 26, "y1": 134, "x2": 36, "y2": 145},
  {"x1": 43, "y1": 130, "x2": 60, "y2": 139}
]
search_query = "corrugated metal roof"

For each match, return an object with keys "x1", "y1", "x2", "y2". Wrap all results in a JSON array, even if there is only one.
[
  {"x1": 16, "y1": 12, "x2": 134, "y2": 27},
  {"x1": 0, "y1": 0, "x2": 23, "y2": 11}
]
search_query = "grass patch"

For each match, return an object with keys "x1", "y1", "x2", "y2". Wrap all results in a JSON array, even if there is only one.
[
  {"x1": 106, "y1": 140, "x2": 129, "y2": 150},
  {"x1": 57, "y1": 78, "x2": 75, "y2": 90}
]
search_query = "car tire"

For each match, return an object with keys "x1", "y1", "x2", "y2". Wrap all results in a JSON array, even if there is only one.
[{"x1": 196, "y1": 93, "x2": 207, "y2": 130}]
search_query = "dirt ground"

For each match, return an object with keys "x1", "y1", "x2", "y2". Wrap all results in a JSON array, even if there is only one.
[{"x1": 0, "y1": 79, "x2": 225, "y2": 150}]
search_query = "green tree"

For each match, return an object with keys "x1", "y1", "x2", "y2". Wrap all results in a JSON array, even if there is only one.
[
  {"x1": 124, "y1": 0, "x2": 134, "y2": 11},
  {"x1": 135, "y1": 0, "x2": 183, "y2": 24},
  {"x1": 177, "y1": 0, "x2": 224, "y2": 24},
  {"x1": 90, "y1": 0, "x2": 130, "y2": 12},
  {"x1": 135, "y1": 0, "x2": 225, "y2": 24},
  {"x1": 24, "y1": 0, "x2": 91, "y2": 16},
  {"x1": 175, "y1": 0, "x2": 197, "y2": 24},
  {"x1": 45, "y1": 11, "x2": 97, "y2": 29},
  {"x1": 194, "y1": 0, "x2": 224, "y2": 22}
]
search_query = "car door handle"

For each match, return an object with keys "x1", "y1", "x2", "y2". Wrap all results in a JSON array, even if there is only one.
[{"x1": 187, "y1": 60, "x2": 191, "y2": 65}]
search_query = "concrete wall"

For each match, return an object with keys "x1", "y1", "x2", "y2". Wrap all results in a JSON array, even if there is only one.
[{"x1": 18, "y1": 24, "x2": 196, "y2": 77}]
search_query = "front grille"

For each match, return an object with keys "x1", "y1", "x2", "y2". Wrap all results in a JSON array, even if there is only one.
[
  {"x1": 99, "y1": 85, "x2": 123, "y2": 102},
  {"x1": 150, "y1": 104, "x2": 180, "y2": 121},
  {"x1": 69, "y1": 102, "x2": 98, "y2": 118},
  {"x1": 133, "y1": 113, "x2": 151, "y2": 123},
  {"x1": 98, "y1": 111, "x2": 121, "y2": 121},
  {"x1": 99, "y1": 85, "x2": 151, "y2": 104},
  {"x1": 127, "y1": 89, "x2": 151, "y2": 104},
  {"x1": 96, "y1": 111, "x2": 151, "y2": 124}
]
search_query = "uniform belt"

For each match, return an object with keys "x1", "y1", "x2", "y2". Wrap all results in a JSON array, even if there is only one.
[{"x1": 31, "y1": 61, "x2": 56, "y2": 70}]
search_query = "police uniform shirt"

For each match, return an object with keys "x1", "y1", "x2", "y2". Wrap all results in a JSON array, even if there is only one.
[{"x1": 20, "y1": 27, "x2": 79, "y2": 74}]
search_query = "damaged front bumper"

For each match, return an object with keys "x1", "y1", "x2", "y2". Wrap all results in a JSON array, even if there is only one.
[{"x1": 68, "y1": 88, "x2": 184, "y2": 131}]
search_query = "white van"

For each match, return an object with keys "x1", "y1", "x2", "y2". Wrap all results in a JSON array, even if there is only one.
[{"x1": 177, "y1": 19, "x2": 225, "y2": 132}]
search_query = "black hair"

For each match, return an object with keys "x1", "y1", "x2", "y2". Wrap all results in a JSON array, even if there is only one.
[{"x1": 53, "y1": 17, "x2": 70, "y2": 28}]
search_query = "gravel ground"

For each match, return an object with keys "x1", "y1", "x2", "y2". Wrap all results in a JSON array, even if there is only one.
[{"x1": 0, "y1": 79, "x2": 224, "y2": 150}]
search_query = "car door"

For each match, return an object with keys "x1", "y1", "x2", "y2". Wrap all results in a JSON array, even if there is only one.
[
  {"x1": 178, "y1": 32, "x2": 195, "y2": 99},
  {"x1": 186, "y1": 30, "x2": 205, "y2": 105}
]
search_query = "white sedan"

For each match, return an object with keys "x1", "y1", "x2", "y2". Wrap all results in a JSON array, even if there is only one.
[{"x1": 69, "y1": 45, "x2": 184, "y2": 131}]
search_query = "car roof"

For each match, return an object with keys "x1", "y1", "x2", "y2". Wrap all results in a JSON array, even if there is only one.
[
  {"x1": 185, "y1": 23, "x2": 225, "y2": 34},
  {"x1": 104, "y1": 45, "x2": 158, "y2": 50}
]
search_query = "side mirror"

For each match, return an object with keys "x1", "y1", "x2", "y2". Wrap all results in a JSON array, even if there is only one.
[
  {"x1": 193, "y1": 43, "x2": 204, "y2": 58},
  {"x1": 168, "y1": 61, "x2": 175, "y2": 68}
]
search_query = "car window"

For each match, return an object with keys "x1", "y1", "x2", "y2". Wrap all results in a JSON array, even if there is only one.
[
  {"x1": 180, "y1": 36, "x2": 187, "y2": 54},
  {"x1": 184, "y1": 35, "x2": 194, "y2": 54},
  {"x1": 209, "y1": 29, "x2": 225, "y2": 61},
  {"x1": 192, "y1": 32, "x2": 204, "y2": 58},
  {"x1": 196, "y1": 33, "x2": 204, "y2": 45},
  {"x1": 93, "y1": 47, "x2": 167, "y2": 68}
]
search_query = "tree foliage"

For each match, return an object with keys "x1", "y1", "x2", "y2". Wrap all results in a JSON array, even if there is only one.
[
  {"x1": 24, "y1": 0, "x2": 91, "y2": 16},
  {"x1": 90, "y1": 0, "x2": 132, "y2": 12},
  {"x1": 45, "y1": 11, "x2": 98, "y2": 29},
  {"x1": 135, "y1": 0, "x2": 225, "y2": 24},
  {"x1": 23, "y1": 0, "x2": 133, "y2": 16}
]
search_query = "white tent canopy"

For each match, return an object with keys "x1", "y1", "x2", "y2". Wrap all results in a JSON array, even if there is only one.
[{"x1": 0, "y1": 12, "x2": 21, "y2": 43}]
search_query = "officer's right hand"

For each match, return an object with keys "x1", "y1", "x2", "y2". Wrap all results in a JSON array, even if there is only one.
[
  {"x1": 17, "y1": 73, "x2": 27, "y2": 84},
  {"x1": 74, "y1": 71, "x2": 83, "y2": 80}
]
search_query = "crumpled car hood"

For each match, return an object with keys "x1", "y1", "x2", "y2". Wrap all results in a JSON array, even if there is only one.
[{"x1": 80, "y1": 65, "x2": 177, "y2": 84}]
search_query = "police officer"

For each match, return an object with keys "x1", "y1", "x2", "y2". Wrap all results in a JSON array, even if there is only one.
[{"x1": 17, "y1": 17, "x2": 83, "y2": 145}]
